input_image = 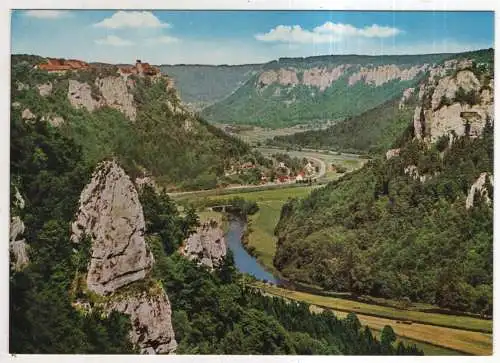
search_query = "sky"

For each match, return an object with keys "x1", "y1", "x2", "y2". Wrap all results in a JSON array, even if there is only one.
[{"x1": 11, "y1": 10, "x2": 494, "y2": 65}]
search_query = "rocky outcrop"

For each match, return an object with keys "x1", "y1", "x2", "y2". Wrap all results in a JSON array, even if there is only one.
[
  {"x1": 21, "y1": 108, "x2": 35, "y2": 120},
  {"x1": 71, "y1": 160, "x2": 177, "y2": 354},
  {"x1": 466, "y1": 172, "x2": 493, "y2": 209},
  {"x1": 16, "y1": 82, "x2": 29, "y2": 91},
  {"x1": 348, "y1": 64, "x2": 428, "y2": 86},
  {"x1": 67, "y1": 76, "x2": 136, "y2": 120},
  {"x1": 107, "y1": 290, "x2": 177, "y2": 354},
  {"x1": 257, "y1": 63, "x2": 427, "y2": 91},
  {"x1": 183, "y1": 220, "x2": 226, "y2": 269},
  {"x1": 258, "y1": 68, "x2": 299, "y2": 87},
  {"x1": 399, "y1": 87, "x2": 415, "y2": 109},
  {"x1": 386, "y1": 148, "x2": 401, "y2": 160},
  {"x1": 37, "y1": 82, "x2": 53, "y2": 97},
  {"x1": 404, "y1": 165, "x2": 427, "y2": 183},
  {"x1": 71, "y1": 160, "x2": 153, "y2": 295},
  {"x1": 302, "y1": 65, "x2": 351, "y2": 91},
  {"x1": 10, "y1": 188, "x2": 29, "y2": 271},
  {"x1": 68, "y1": 80, "x2": 100, "y2": 112},
  {"x1": 96, "y1": 76, "x2": 136, "y2": 121},
  {"x1": 414, "y1": 70, "x2": 494, "y2": 142}
]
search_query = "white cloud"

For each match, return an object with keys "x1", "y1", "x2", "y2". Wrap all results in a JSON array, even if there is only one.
[
  {"x1": 146, "y1": 35, "x2": 180, "y2": 45},
  {"x1": 93, "y1": 11, "x2": 170, "y2": 29},
  {"x1": 255, "y1": 21, "x2": 402, "y2": 44},
  {"x1": 23, "y1": 10, "x2": 70, "y2": 19},
  {"x1": 95, "y1": 35, "x2": 135, "y2": 47}
]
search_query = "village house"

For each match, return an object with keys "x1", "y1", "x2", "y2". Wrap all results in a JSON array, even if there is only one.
[
  {"x1": 118, "y1": 60, "x2": 160, "y2": 77},
  {"x1": 37, "y1": 58, "x2": 89, "y2": 73}
]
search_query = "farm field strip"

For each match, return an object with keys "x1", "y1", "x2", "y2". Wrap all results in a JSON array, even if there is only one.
[{"x1": 259, "y1": 285, "x2": 492, "y2": 356}]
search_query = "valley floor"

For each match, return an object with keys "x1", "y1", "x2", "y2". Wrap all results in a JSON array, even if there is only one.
[
  {"x1": 254, "y1": 282, "x2": 492, "y2": 356},
  {"x1": 177, "y1": 148, "x2": 492, "y2": 357}
]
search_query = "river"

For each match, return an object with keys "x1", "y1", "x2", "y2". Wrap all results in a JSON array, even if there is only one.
[{"x1": 225, "y1": 216, "x2": 280, "y2": 284}]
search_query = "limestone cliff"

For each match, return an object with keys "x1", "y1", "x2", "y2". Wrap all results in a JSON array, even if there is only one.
[
  {"x1": 348, "y1": 64, "x2": 428, "y2": 86},
  {"x1": 466, "y1": 172, "x2": 493, "y2": 210},
  {"x1": 183, "y1": 220, "x2": 226, "y2": 269},
  {"x1": 413, "y1": 62, "x2": 493, "y2": 142},
  {"x1": 9, "y1": 187, "x2": 29, "y2": 271},
  {"x1": 106, "y1": 289, "x2": 177, "y2": 354},
  {"x1": 70, "y1": 160, "x2": 177, "y2": 354},
  {"x1": 71, "y1": 160, "x2": 153, "y2": 294},
  {"x1": 256, "y1": 63, "x2": 426, "y2": 91},
  {"x1": 68, "y1": 76, "x2": 137, "y2": 120}
]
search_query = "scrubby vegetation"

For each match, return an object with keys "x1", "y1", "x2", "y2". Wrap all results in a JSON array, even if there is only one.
[
  {"x1": 269, "y1": 94, "x2": 417, "y2": 154},
  {"x1": 11, "y1": 55, "x2": 266, "y2": 191}
]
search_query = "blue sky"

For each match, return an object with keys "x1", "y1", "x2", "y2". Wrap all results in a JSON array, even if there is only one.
[{"x1": 11, "y1": 10, "x2": 494, "y2": 65}]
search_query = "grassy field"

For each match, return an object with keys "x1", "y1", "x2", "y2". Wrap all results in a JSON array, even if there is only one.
[
  {"x1": 259, "y1": 285, "x2": 492, "y2": 355},
  {"x1": 216, "y1": 122, "x2": 336, "y2": 146},
  {"x1": 246, "y1": 200, "x2": 284, "y2": 271},
  {"x1": 254, "y1": 283, "x2": 492, "y2": 333}
]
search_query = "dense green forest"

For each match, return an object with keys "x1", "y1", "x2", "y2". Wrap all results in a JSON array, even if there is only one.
[
  {"x1": 10, "y1": 115, "x2": 136, "y2": 353},
  {"x1": 140, "y1": 186, "x2": 422, "y2": 355},
  {"x1": 9, "y1": 114, "x2": 422, "y2": 355},
  {"x1": 274, "y1": 123, "x2": 493, "y2": 315},
  {"x1": 202, "y1": 74, "x2": 419, "y2": 128},
  {"x1": 11, "y1": 55, "x2": 262, "y2": 191},
  {"x1": 269, "y1": 93, "x2": 417, "y2": 154}
]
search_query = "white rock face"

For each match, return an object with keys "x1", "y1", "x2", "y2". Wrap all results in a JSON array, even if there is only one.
[
  {"x1": 258, "y1": 68, "x2": 299, "y2": 87},
  {"x1": 183, "y1": 221, "x2": 226, "y2": 269},
  {"x1": 16, "y1": 82, "x2": 29, "y2": 91},
  {"x1": 96, "y1": 76, "x2": 137, "y2": 121},
  {"x1": 107, "y1": 290, "x2": 177, "y2": 354},
  {"x1": 348, "y1": 64, "x2": 428, "y2": 86},
  {"x1": 49, "y1": 116, "x2": 65, "y2": 127},
  {"x1": 21, "y1": 108, "x2": 35, "y2": 120},
  {"x1": 71, "y1": 160, "x2": 177, "y2": 354},
  {"x1": 10, "y1": 216, "x2": 30, "y2": 271},
  {"x1": 415, "y1": 70, "x2": 494, "y2": 142},
  {"x1": 385, "y1": 148, "x2": 401, "y2": 160},
  {"x1": 466, "y1": 172, "x2": 493, "y2": 210},
  {"x1": 37, "y1": 82, "x2": 53, "y2": 97},
  {"x1": 71, "y1": 160, "x2": 153, "y2": 295},
  {"x1": 302, "y1": 65, "x2": 351, "y2": 91},
  {"x1": 68, "y1": 80, "x2": 100, "y2": 112},
  {"x1": 404, "y1": 165, "x2": 427, "y2": 183},
  {"x1": 10, "y1": 188, "x2": 29, "y2": 271},
  {"x1": 399, "y1": 87, "x2": 415, "y2": 109}
]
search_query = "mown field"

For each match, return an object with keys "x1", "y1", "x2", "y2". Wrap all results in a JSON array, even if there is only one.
[
  {"x1": 257, "y1": 283, "x2": 492, "y2": 355},
  {"x1": 254, "y1": 283, "x2": 492, "y2": 333}
]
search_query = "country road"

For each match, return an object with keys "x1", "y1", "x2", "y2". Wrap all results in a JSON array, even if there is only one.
[{"x1": 168, "y1": 148, "x2": 362, "y2": 198}]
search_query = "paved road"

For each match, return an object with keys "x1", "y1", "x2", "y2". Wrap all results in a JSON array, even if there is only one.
[{"x1": 168, "y1": 148, "x2": 355, "y2": 198}]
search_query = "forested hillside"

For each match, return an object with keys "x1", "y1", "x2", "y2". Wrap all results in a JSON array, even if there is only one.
[
  {"x1": 11, "y1": 55, "x2": 264, "y2": 191},
  {"x1": 9, "y1": 104, "x2": 421, "y2": 355},
  {"x1": 268, "y1": 49, "x2": 494, "y2": 153},
  {"x1": 273, "y1": 50, "x2": 494, "y2": 314},
  {"x1": 201, "y1": 53, "x2": 451, "y2": 128},
  {"x1": 269, "y1": 92, "x2": 417, "y2": 154}
]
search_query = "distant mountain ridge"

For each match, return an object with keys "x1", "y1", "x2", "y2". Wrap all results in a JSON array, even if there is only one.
[{"x1": 158, "y1": 53, "x2": 467, "y2": 128}]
